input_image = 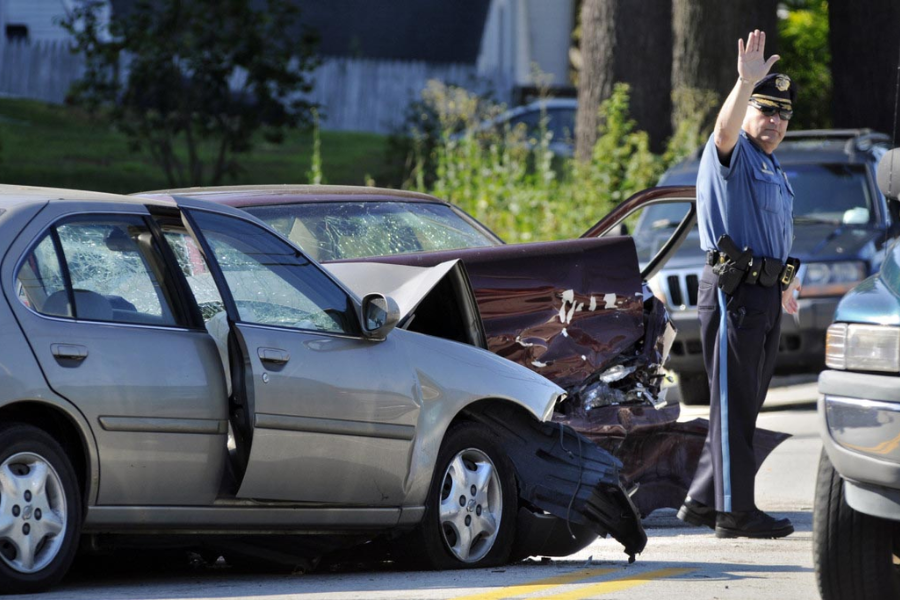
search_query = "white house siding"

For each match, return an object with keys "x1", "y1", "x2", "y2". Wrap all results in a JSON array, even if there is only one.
[
  {"x1": 525, "y1": 0, "x2": 573, "y2": 86},
  {"x1": 0, "y1": 0, "x2": 110, "y2": 44},
  {"x1": 477, "y1": 0, "x2": 574, "y2": 88}
]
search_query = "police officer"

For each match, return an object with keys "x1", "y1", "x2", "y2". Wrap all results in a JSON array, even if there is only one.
[{"x1": 676, "y1": 29, "x2": 800, "y2": 538}]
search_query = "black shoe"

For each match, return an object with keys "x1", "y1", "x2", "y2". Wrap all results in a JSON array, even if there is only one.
[
  {"x1": 676, "y1": 497, "x2": 717, "y2": 529},
  {"x1": 715, "y1": 509, "x2": 794, "y2": 539}
]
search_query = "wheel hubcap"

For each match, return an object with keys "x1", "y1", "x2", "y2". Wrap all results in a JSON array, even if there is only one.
[
  {"x1": 0, "y1": 452, "x2": 67, "y2": 573},
  {"x1": 438, "y1": 448, "x2": 501, "y2": 563}
]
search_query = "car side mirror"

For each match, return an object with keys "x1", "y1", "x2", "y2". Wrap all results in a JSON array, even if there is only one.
[
  {"x1": 360, "y1": 293, "x2": 400, "y2": 341},
  {"x1": 877, "y1": 148, "x2": 900, "y2": 201}
]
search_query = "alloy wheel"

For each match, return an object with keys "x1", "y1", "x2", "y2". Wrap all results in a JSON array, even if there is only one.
[
  {"x1": 437, "y1": 448, "x2": 502, "y2": 563},
  {"x1": 0, "y1": 452, "x2": 68, "y2": 574}
]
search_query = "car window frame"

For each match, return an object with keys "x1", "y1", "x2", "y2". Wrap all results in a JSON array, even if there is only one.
[{"x1": 13, "y1": 212, "x2": 194, "y2": 329}]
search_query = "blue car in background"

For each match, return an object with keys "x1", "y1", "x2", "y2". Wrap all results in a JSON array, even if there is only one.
[
  {"x1": 639, "y1": 129, "x2": 897, "y2": 404},
  {"x1": 813, "y1": 146, "x2": 900, "y2": 599}
]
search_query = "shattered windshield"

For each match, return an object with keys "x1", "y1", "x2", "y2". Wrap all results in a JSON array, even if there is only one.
[{"x1": 245, "y1": 201, "x2": 500, "y2": 262}]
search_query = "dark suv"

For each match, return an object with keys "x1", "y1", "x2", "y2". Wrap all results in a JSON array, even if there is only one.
[{"x1": 640, "y1": 130, "x2": 897, "y2": 404}]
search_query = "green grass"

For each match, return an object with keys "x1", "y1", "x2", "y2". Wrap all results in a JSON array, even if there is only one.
[{"x1": 0, "y1": 98, "x2": 389, "y2": 194}]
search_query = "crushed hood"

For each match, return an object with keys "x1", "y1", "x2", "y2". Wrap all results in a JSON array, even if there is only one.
[{"x1": 325, "y1": 259, "x2": 487, "y2": 349}]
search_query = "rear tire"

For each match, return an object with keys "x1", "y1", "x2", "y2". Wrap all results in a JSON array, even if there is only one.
[
  {"x1": 813, "y1": 449, "x2": 900, "y2": 600},
  {"x1": 678, "y1": 373, "x2": 710, "y2": 406},
  {"x1": 414, "y1": 423, "x2": 517, "y2": 569},
  {"x1": 0, "y1": 424, "x2": 82, "y2": 594}
]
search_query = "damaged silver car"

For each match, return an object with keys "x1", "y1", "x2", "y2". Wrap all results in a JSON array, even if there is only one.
[
  {"x1": 137, "y1": 185, "x2": 789, "y2": 521},
  {"x1": 0, "y1": 185, "x2": 644, "y2": 593}
]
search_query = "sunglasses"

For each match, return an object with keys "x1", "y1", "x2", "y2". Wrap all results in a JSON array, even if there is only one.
[{"x1": 749, "y1": 100, "x2": 793, "y2": 121}]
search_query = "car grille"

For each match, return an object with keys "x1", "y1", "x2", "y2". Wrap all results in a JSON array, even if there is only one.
[{"x1": 661, "y1": 269, "x2": 701, "y2": 309}]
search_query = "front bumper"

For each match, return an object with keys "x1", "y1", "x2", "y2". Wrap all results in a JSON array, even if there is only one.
[
  {"x1": 665, "y1": 296, "x2": 838, "y2": 374},
  {"x1": 818, "y1": 369, "x2": 900, "y2": 522}
]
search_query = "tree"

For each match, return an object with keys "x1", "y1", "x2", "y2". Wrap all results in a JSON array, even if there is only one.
[
  {"x1": 778, "y1": 1, "x2": 831, "y2": 130},
  {"x1": 61, "y1": 0, "x2": 319, "y2": 187},
  {"x1": 672, "y1": 0, "x2": 778, "y2": 129},
  {"x1": 613, "y1": 1, "x2": 673, "y2": 153},
  {"x1": 829, "y1": 0, "x2": 900, "y2": 141},
  {"x1": 574, "y1": 0, "x2": 617, "y2": 162}
]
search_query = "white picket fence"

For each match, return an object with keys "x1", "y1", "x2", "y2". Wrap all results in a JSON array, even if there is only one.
[
  {"x1": 0, "y1": 41, "x2": 509, "y2": 134},
  {"x1": 0, "y1": 40, "x2": 85, "y2": 105}
]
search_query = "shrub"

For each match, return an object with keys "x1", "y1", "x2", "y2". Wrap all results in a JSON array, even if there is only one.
[{"x1": 393, "y1": 81, "x2": 709, "y2": 242}]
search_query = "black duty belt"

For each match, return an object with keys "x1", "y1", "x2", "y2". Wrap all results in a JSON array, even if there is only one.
[{"x1": 706, "y1": 251, "x2": 798, "y2": 288}]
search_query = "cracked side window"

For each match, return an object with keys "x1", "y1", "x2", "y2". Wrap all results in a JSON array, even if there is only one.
[
  {"x1": 16, "y1": 235, "x2": 65, "y2": 312},
  {"x1": 16, "y1": 216, "x2": 178, "y2": 325},
  {"x1": 188, "y1": 210, "x2": 358, "y2": 335}
]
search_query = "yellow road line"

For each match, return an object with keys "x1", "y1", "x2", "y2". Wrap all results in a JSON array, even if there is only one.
[
  {"x1": 537, "y1": 567, "x2": 695, "y2": 600},
  {"x1": 448, "y1": 567, "x2": 616, "y2": 600}
]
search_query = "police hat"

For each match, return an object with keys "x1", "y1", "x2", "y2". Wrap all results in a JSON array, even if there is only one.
[{"x1": 750, "y1": 73, "x2": 796, "y2": 109}]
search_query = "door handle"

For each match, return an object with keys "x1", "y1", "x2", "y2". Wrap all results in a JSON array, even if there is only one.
[
  {"x1": 51, "y1": 343, "x2": 88, "y2": 361},
  {"x1": 257, "y1": 347, "x2": 290, "y2": 365}
]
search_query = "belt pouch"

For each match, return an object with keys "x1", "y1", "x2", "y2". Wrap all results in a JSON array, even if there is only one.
[
  {"x1": 745, "y1": 260, "x2": 761, "y2": 285},
  {"x1": 758, "y1": 259, "x2": 781, "y2": 287}
]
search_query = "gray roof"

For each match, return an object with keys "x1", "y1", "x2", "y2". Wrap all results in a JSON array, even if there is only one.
[{"x1": 110, "y1": 0, "x2": 490, "y2": 64}]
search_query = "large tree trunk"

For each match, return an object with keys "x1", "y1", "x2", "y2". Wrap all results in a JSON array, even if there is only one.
[
  {"x1": 672, "y1": 0, "x2": 778, "y2": 126},
  {"x1": 575, "y1": 0, "x2": 617, "y2": 162},
  {"x1": 614, "y1": 1, "x2": 673, "y2": 153},
  {"x1": 830, "y1": 1, "x2": 900, "y2": 142}
]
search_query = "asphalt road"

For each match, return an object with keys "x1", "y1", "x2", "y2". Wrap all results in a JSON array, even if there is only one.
[{"x1": 15, "y1": 377, "x2": 822, "y2": 600}]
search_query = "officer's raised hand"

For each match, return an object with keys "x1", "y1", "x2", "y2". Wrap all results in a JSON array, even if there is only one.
[{"x1": 738, "y1": 29, "x2": 780, "y2": 86}]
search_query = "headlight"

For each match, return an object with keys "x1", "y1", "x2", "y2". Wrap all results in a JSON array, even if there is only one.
[
  {"x1": 799, "y1": 261, "x2": 866, "y2": 298},
  {"x1": 825, "y1": 323, "x2": 900, "y2": 372},
  {"x1": 646, "y1": 274, "x2": 667, "y2": 304}
]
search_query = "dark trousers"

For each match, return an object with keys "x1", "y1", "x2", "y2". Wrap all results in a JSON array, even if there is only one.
[{"x1": 687, "y1": 264, "x2": 782, "y2": 513}]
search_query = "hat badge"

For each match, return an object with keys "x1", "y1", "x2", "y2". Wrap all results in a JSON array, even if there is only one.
[{"x1": 775, "y1": 75, "x2": 790, "y2": 92}]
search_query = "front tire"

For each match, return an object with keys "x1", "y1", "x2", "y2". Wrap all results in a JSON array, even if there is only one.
[
  {"x1": 0, "y1": 424, "x2": 82, "y2": 594},
  {"x1": 813, "y1": 449, "x2": 900, "y2": 600},
  {"x1": 416, "y1": 423, "x2": 517, "y2": 569}
]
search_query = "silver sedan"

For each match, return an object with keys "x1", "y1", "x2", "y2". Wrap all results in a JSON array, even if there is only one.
[{"x1": 0, "y1": 185, "x2": 642, "y2": 593}]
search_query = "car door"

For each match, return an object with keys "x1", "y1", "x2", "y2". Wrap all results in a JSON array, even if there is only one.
[
  {"x1": 165, "y1": 202, "x2": 422, "y2": 506},
  {"x1": 5, "y1": 202, "x2": 228, "y2": 506},
  {"x1": 581, "y1": 186, "x2": 697, "y2": 282}
]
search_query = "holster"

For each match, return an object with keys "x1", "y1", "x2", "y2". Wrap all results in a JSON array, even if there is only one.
[
  {"x1": 712, "y1": 234, "x2": 753, "y2": 295},
  {"x1": 713, "y1": 263, "x2": 746, "y2": 295}
]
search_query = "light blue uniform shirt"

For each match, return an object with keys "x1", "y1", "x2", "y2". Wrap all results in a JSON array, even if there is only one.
[{"x1": 697, "y1": 130, "x2": 794, "y2": 261}]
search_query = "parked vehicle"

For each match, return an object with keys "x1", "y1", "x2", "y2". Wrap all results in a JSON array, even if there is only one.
[
  {"x1": 813, "y1": 147, "x2": 900, "y2": 599},
  {"x1": 467, "y1": 98, "x2": 577, "y2": 157},
  {"x1": 137, "y1": 184, "x2": 790, "y2": 520},
  {"x1": 0, "y1": 185, "x2": 646, "y2": 593},
  {"x1": 649, "y1": 129, "x2": 896, "y2": 404}
]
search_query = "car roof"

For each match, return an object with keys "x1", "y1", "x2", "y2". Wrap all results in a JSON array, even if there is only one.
[
  {"x1": 136, "y1": 184, "x2": 450, "y2": 208},
  {"x1": 500, "y1": 98, "x2": 578, "y2": 118},
  {"x1": 0, "y1": 184, "x2": 175, "y2": 210},
  {"x1": 663, "y1": 128, "x2": 889, "y2": 176}
]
